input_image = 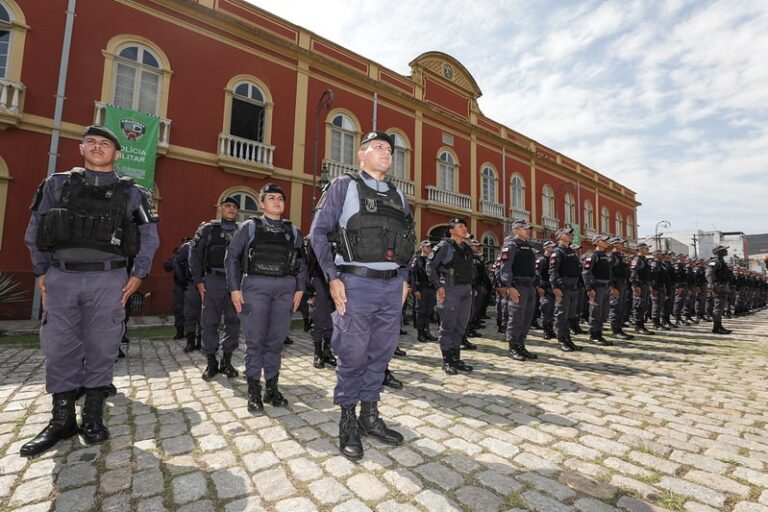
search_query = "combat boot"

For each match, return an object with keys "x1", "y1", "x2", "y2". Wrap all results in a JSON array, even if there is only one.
[
  {"x1": 634, "y1": 322, "x2": 655, "y2": 335},
  {"x1": 564, "y1": 335, "x2": 583, "y2": 351},
  {"x1": 219, "y1": 352, "x2": 239, "y2": 378},
  {"x1": 570, "y1": 319, "x2": 586, "y2": 335},
  {"x1": 183, "y1": 333, "x2": 196, "y2": 353},
  {"x1": 460, "y1": 337, "x2": 477, "y2": 350},
  {"x1": 519, "y1": 345, "x2": 538, "y2": 360},
  {"x1": 417, "y1": 331, "x2": 427, "y2": 342},
  {"x1": 195, "y1": 334, "x2": 202, "y2": 351},
  {"x1": 174, "y1": 326, "x2": 185, "y2": 340},
  {"x1": 393, "y1": 346, "x2": 407, "y2": 357},
  {"x1": 246, "y1": 377, "x2": 263, "y2": 414},
  {"x1": 451, "y1": 349, "x2": 473, "y2": 373},
  {"x1": 312, "y1": 342, "x2": 325, "y2": 369},
  {"x1": 590, "y1": 330, "x2": 613, "y2": 346},
  {"x1": 712, "y1": 322, "x2": 732, "y2": 335},
  {"x1": 80, "y1": 387, "x2": 109, "y2": 445},
  {"x1": 263, "y1": 373, "x2": 288, "y2": 407},
  {"x1": 358, "y1": 401, "x2": 404, "y2": 445},
  {"x1": 441, "y1": 349, "x2": 458, "y2": 375},
  {"x1": 508, "y1": 343, "x2": 527, "y2": 361},
  {"x1": 425, "y1": 331, "x2": 438, "y2": 341},
  {"x1": 543, "y1": 325, "x2": 556, "y2": 340},
  {"x1": 20, "y1": 391, "x2": 79, "y2": 457},
  {"x1": 202, "y1": 354, "x2": 219, "y2": 381},
  {"x1": 663, "y1": 316, "x2": 675, "y2": 329},
  {"x1": 613, "y1": 330, "x2": 633, "y2": 340},
  {"x1": 322, "y1": 339, "x2": 336, "y2": 367},
  {"x1": 382, "y1": 369, "x2": 403, "y2": 389},
  {"x1": 338, "y1": 405, "x2": 363, "y2": 460}
]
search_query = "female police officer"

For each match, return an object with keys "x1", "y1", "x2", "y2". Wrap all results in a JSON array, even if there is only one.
[{"x1": 224, "y1": 183, "x2": 307, "y2": 413}]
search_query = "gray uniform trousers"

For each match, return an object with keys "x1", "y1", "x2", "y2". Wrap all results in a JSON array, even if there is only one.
[
  {"x1": 173, "y1": 283, "x2": 186, "y2": 329},
  {"x1": 311, "y1": 276, "x2": 333, "y2": 344},
  {"x1": 695, "y1": 288, "x2": 706, "y2": 317},
  {"x1": 712, "y1": 287, "x2": 726, "y2": 322},
  {"x1": 201, "y1": 272, "x2": 240, "y2": 355},
  {"x1": 506, "y1": 283, "x2": 536, "y2": 348},
  {"x1": 588, "y1": 284, "x2": 611, "y2": 333},
  {"x1": 240, "y1": 275, "x2": 295, "y2": 381},
  {"x1": 497, "y1": 295, "x2": 508, "y2": 330},
  {"x1": 41, "y1": 266, "x2": 126, "y2": 393},
  {"x1": 416, "y1": 287, "x2": 436, "y2": 334},
  {"x1": 664, "y1": 286, "x2": 675, "y2": 319},
  {"x1": 539, "y1": 288, "x2": 555, "y2": 329},
  {"x1": 673, "y1": 284, "x2": 688, "y2": 318},
  {"x1": 609, "y1": 281, "x2": 627, "y2": 332},
  {"x1": 437, "y1": 283, "x2": 472, "y2": 351},
  {"x1": 554, "y1": 279, "x2": 580, "y2": 339},
  {"x1": 651, "y1": 286, "x2": 666, "y2": 323},
  {"x1": 184, "y1": 283, "x2": 202, "y2": 335},
  {"x1": 633, "y1": 284, "x2": 650, "y2": 324}
]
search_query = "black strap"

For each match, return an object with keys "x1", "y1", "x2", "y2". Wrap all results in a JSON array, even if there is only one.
[
  {"x1": 338, "y1": 265, "x2": 399, "y2": 281},
  {"x1": 52, "y1": 260, "x2": 127, "y2": 272}
]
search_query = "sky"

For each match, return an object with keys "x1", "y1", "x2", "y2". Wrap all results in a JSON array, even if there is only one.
[{"x1": 251, "y1": 0, "x2": 768, "y2": 237}]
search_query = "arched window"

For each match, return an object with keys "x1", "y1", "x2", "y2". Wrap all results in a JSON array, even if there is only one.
[
  {"x1": 0, "y1": 0, "x2": 29, "y2": 91},
  {"x1": 564, "y1": 192, "x2": 576, "y2": 226},
  {"x1": 481, "y1": 165, "x2": 497, "y2": 202},
  {"x1": 601, "y1": 207, "x2": 610, "y2": 234},
  {"x1": 230, "y1": 81, "x2": 267, "y2": 143},
  {"x1": 438, "y1": 150, "x2": 457, "y2": 192},
  {"x1": 626, "y1": 216, "x2": 634, "y2": 239},
  {"x1": 0, "y1": 3, "x2": 11, "y2": 78},
  {"x1": 329, "y1": 113, "x2": 356, "y2": 165},
  {"x1": 583, "y1": 200, "x2": 594, "y2": 229},
  {"x1": 615, "y1": 212, "x2": 623, "y2": 237},
  {"x1": 221, "y1": 190, "x2": 260, "y2": 223},
  {"x1": 388, "y1": 132, "x2": 408, "y2": 180},
  {"x1": 481, "y1": 233, "x2": 498, "y2": 262},
  {"x1": 542, "y1": 185, "x2": 555, "y2": 218},
  {"x1": 511, "y1": 175, "x2": 525, "y2": 210},
  {"x1": 112, "y1": 44, "x2": 163, "y2": 114}
]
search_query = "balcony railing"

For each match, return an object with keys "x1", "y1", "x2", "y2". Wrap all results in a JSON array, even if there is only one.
[
  {"x1": 94, "y1": 101, "x2": 171, "y2": 150},
  {"x1": 0, "y1": 78, "x2": 24, "y2": 127},
  {"x1": 323, "y1": 159, "x2": 415, "y2": 196},
  {"x1": 542, "y1": 216, "x2": 560, "y2": 231},
  {"x1": 584, "y1": 227, "x2": 597, "y2": 239},
  {"x1": 509, "y1": 207, "x2": 531, "y2": 223},
  {"x1": 219, "y1": 133, "x2": 274, "y2": 168},
  {"x1": 426, "y1": 185, "x2": 472, "y2": 211},
  {"x1": 480, "y1": 199, "x2": 504, "y2": 219}
]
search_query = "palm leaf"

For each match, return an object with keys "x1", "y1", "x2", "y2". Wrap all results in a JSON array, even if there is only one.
[{"x1": 0, "y1": 272, "x2": 27, "y2": 304}]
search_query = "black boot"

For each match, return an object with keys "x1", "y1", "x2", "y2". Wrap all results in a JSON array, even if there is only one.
[
  {"x1": 80, "y1": 387, "x2": 109, "y2": 445},
  {"x1": 219, "y1": 352, "x2": 239, "y2": 378},
  {"x1": 393, "y1": 346, "x2": 407, "y2": 357},
  {"x1": 712, "y1": 322, "x2": 732, "y2": 335},
  {"x1": 519, "y1": 345, "x2": 538, "y2": 360},
  {"x1": 636, "y1": 323, "x2": 654, "y2": 334},
  {"x1": 613, "y1": 330, "x2": 632, "y2": 340},
  {"x1": 195, "y1": 334, "x2": 202, "y2": 351},
  {"x1": 565, "y1": 335, "x2": 583, "y2": 351},
  {"x1": 20, "y1": 391, "x2": 79, "y2": 457},
  {"x1": 183, "y1": 333, "x2": 196, "y2": 353},
  {"x1": 543, "y1": 325, "x2": 555, "y2": 340},
  {"x1": 570, "y1": 320, "x2": 585, "y2": 335},
  {"x1": 461, "y1": 337, "x2": 477, "y2": 350},
  {"x1": 590, "y1": 331, "x2": 613, "y2": 346},
  {"x1": 558, "y1": 338, "x2": 574, "y2": 352},
  {"x1": 247, "y1": 377, "x2": 263, "y2": 414},
  {"x1": 358, "y1": 401, "x2": 404, "y2": 445},
  {"x1": 264, "y1": 373, "x2": 288, "y2": 407},
  {"x1": 382, "y1": 369, "x2": 403, "y2": 389},
  {"x1": 313, "y1": 342, "x2": 325, "y2": 369},
  {"x1": 284, "y1": 336, "x2": 294, "y2": 345},
  {"x1": 173, "y1": 326, "x2": 185, "y2": 340},
  {"x1": 417, "y1": 331, "x2": 427, "y2": 342},
  {"x1": 451, "y1": 348, "x2": 473, "y2": 373},
  {"x1": 202, "y1": 354, "x2": 219, "y2": 381},
  {"x1": 425, "y1": 331, "x2": 438, "y2": 341},
  {"x1": 509, "y1": 344, "x2": 527, "y2": 361},
  {"x1": 339, "y1": 405, "x2": 363, "y2": 460},
  {"x1": 442, "y1": 349, "x2": 458, "y2": 375}
]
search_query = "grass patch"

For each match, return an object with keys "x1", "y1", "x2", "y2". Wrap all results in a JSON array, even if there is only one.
[
  {"x1": 506, "y1": 490, "x2": 529, "y2": 509},
  {"x1": 637, "y1": 472, "x2": 661, "y2": 484},
  {"x1": 0, "y1": 333, "x2": 39, "y2": 347},
  {"x1": 128, "y1": 326, "x2": 177, "y2": 340},
  {"x1": 657, "y1": 491, "x2": 687, "y2": 510},
  {"x1": 633, "y1": 442, "x2": 658, "y2": 456}
]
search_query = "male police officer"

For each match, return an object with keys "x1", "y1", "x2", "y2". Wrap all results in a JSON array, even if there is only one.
[
  {"x1": 410, "y1": 240, "x2": 438, "y2": 342},
  {"x1": 608, "y1": 237, "x2": 633, "y2": 340},
  {"x1": 177, "y1": 235, "x2": 202, "y2": 352},
  {"x1": 310, "y1": 131, "x2": 414, "y2": 460},
  {"x1": 649, "y1": 250, "x2": 669, "y2": 331},
  {"x1": 305, "y1": 235, "x2": 337, "y2": 369},
  {"x1": 582, "y1": 235, "x2": 615, "y2": 346},
  {"x1": 630, "y1": 242, "x2": 655, "y2": 334},
  {"x1": 499, "y1": 220, "x2": 538, "y2": 361},
  {"x1": 706, "y1": 245, "x2": 733, "y2": 334},
  {"x1": 536, "y1": 241, "x2": 557, "y2": 340},
  {"x1": 22, "y1": 125, "x2": 159, "y2": 457},
  {"x1": 190, "y1": 197, "x2": 241, "y2": 381},
  {"x1": 550, "y1": 228, "x2": 583, "y2": 352},
  {"x1": 426, "y1": 219, "x2": 476, "y2": 374}
]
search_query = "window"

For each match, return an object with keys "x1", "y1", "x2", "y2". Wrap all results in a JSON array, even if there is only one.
[
  {"x1": 330, "y1": 114, "x2": 356, "y2": 165},
  {"x1": 0, "y1": 3, "x2": 10, "y2": 78},
  {"x1": 511, "y1": 175, "x2": 525, "y2": 210},
  {"x1": 0, "y1": 0, "x2": 27, "y2": 86},
  {"x1": 438, "y1": 150, "x2": 457, "y2": 192},
  {"x1": 112, "y1": 44, "x2": 162, "y2": 114},
  {"x1": 601, "y1": 207, "x2": 610, "y2": 234},
  {"x1": 481, "y1": 233, "x2": 498, "y2": 262},
  {"x1": 564, "y1": 192, "x2": 576, "y2": 226},
  {"x1": 542, "y1": 185, "x2": 555, "y2": 218},
  {"x1": 481, "y1": 165, "x2": 497, "y2": 202},
  {"x1": 230, "y1": 82, "x2": 266, "y2": 142},
  {"x1": 626, "y1": 216, "x2": 634, "y2": 239},
  {"x1": 615, "y1": 212, "x2": 623, "y2": 237},
  {"x1": 583, "y1": 201, "x2": 594, "y2": 229},
  {"x1": 388, "y1": 132, "x2": 408, "y2": 180},
  {"x1": 221, "y1": 190, "x2": 260, "y2": 223}
]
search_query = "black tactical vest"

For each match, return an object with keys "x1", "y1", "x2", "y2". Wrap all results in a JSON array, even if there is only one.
[
  {"x1": 337, "y1": 173, "x2": 415, "y2": 266},
  {"x1": 36, "y1": 170, "x2": 138, "y2": 256},
  {"x1": 633, "y1": 255, "x2": 650, "y2": 282},
  {"x1": 436, "y1": 239, "x2": 474, "y2": 285},
  {"x1": 244, "y1": 218, "x2": 299, "y2": 277},
  {"x1": 591, "y1": 252, "x2": 611, "y2": 280},
  {"x1": 556, "y1": 246, "x2": 581, "y2": 277},
  {"x1": 511, "y1": 240, "x2": 535, "y2": 277},
  {"x1": 204, "y1": 221, "x2": 234, "y2": 270},
  {"x1": 611, "y1": 252, "x2": 628, "y2": 279},
  {"x1": 536, "y1": 255, "x2": 550, "y2": 285}
]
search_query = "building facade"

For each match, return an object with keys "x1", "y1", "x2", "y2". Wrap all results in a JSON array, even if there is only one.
[{"x1": 0, "y1": 0, "x2": 639, "y2": 319}]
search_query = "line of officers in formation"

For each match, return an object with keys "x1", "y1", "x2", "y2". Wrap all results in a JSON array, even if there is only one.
[{"x1": 20, "y1": 126, "x2": 767, "y2": 463}]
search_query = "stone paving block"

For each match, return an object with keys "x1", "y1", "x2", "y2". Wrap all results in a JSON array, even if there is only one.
[
  {"x1": 274, "y1": 497, "x2": 318, "y2": 511},
  {"x1": 376, "y1": 500, "x2": 420, "y2": 512},
  {"x1": 574, "y1": 498, "x2": 620, "y2": 512},
  {"x1": 657, "y1": 476, "x2": 725, "y2": 509},
  {"x1": 177, "y1": 500, "x2": 216, "y2": 512},
  {"x1": 254, "y1": 467, "x2": 296, "y2": 501},
  {"x1": 522, "y1": 490, "x2": 574, "y2": 512},
  {"x1": 668, "y1": 450, "x2": 728, "y2": 474},
  {"x1": 288, "y1": 457, "x2": 323, "y2": 481},
  {"x1": 102, "y1": 492, "x2": 131, "y2": 512},
  {"x1": 382, "y1": 467, "x2": 421, "y2": 495},
  {"x1": 734, "y1": 466, "x2": 768, "y2": 487},
  {"x1": 53, "y1": 484, "x2": 95, "y2": 512},
  {"x1": 308, "y1": 476, "x2": 353, "y2": 504},
  {"x1": 56, "y1": 462, "x2": 97, "y2": 488},
  {"x1": 10, "y1": 475, "x2": 54, "y2": 505},
  {"x1": 616, "y1": 496, "x2": 668, "y2": 512},
  {"x1": 132, "y1": 468, "x2": 164, "y2": 498},
  {"x1": 172, "y1": 471, "x2": 207, "y2": 505},
  {"x1": 212, "y1": 466, "x2": 253, "y2": 499},
  {"x1": 513, "y1": 450, "x2": 559, "y2": 475},
  {"x1": 732, "y1": 504, "x2": 768, "y2": 512},
  {"x1": 414, "y1": 489, "x2": 462, "y2": 511},
  {"x1": 414, "y1": 461, "x2": 463, "y2": 491},
  {"x1": 347, "y1": 473, "x2": 389, "y2": 501},
  {"x1": 559, "y1": 471, "x2": 618, "y2": 500},
  {"x1": 628, "y1": 450, "x2": 681, "y2": 475}
]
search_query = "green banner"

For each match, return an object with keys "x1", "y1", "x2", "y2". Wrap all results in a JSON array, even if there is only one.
[
  {"x1": 572, "y1": 224, "x2": 581, "y2": 245},
  {"x1": 103, "y1": 104, "x2": 159, "y2": 191}
]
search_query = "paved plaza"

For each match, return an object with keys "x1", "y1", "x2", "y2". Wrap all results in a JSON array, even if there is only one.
[{"x1": 1, "y1": 312, "x2": 767, "y2": 512}]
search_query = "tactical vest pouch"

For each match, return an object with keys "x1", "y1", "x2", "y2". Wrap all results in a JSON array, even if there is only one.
[
  {"x1": 121, "y1": 221, "x2": 140, "y2": 257},
  {"x1": 36, "y1": 208, "x2": 71, "y2": 251}
]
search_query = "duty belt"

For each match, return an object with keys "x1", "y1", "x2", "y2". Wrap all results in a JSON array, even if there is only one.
[
  {"x1": 51, "y1": 259, "x2": 127, "y2": 272},
  {"x1": 338, "y1": 265, "x2": 399, "y2": 281},
  {"x1": 593, "y1": 281, "x2": 610, "y2": 288},
  {"x1": 206, "y1": 269, "x2": 226, "y2": 277},
  {"x1": 510, "y1": 278, "x2": 536, "y2": 287}
]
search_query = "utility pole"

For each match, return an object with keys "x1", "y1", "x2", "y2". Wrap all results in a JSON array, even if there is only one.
[{"x1": 691, "y1": 234, "x2": 698, "y2": 258}]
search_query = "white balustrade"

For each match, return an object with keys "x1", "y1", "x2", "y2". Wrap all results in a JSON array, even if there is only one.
[
  {"x1": 542, "y1": 216, "x2": 560, "y2": 231},
  {"x1": 426, "y1": 185, "x2": 472, "y2": 210},
  {"x1": 480, "y1": 199, "x2": 504, "y2": 218},
  {"x1": 218, "y1": 133, "x2": 274, "y2": 168},
  {"x1": 509, "y1": 207, "x2": 531, "y2": 223},
  {"x1": 0, "y1": 78, "x2": 24, "y2": 113}
]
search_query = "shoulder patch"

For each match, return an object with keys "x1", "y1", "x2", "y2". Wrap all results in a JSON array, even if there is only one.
[{"x1": 29, "y1": 180, "x2": 47, "y2": 211}]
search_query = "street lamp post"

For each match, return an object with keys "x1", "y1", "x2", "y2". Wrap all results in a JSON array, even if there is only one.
[
  {"x1": 654, "y1": 220, "x2": 670, "y2": 251},
  {"x1": 311, "y1": 88, "x2": 334, "y2": 210}
]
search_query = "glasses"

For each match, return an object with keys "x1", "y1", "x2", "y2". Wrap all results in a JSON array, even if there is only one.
[{"x1": 83, "y1": 138, "x2": 115, "y2": 149}]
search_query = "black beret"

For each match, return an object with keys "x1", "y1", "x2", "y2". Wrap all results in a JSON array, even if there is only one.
[
  {"x1": 360, "y1": 131, "x2": 394, "y2": 151},
  {"x1": 510, "y1": 220, "x2": 532, "y2": 230},
  {"x1": 220, "y1": 196, "x2": 240, "y2": 208},
  {"x1": 447, "y1": 218, "x2": 467, "y2": 229},
  {"x1": 260, "y1": 182, "x2": 286, "y2": 199},
  {"x1": 555, "y1": 227, "x2": 574, "y2": 239},
  {"x1": 82, "y1": 125, "x2": 121, "y2": 150}
]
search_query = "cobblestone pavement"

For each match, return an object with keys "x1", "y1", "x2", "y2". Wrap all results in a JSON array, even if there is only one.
[{"x1": 1, "y1": 312, "x2": 768, "y2": 512}]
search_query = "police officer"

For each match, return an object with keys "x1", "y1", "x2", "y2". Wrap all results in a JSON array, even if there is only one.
[
  {"x1": 499, "y1": 220, "x2": 538, "y2": 361},
  {"x1": 190, "y1": 197, "x2": 241, "y2": 381},
  {"x1": 649, "y1": 250, "x2": 668, "y2": 330},
  {"x1": 176, "y1": 235, "x2": 202, "y2": 352},
  {"x1": 706, "y1": 245, "x2": 732, "y2": 334},
  {"x1": 608, "y1": 237, "x2": 633, "y2": 340},
  {"x1": 671, "y1": 253, "x2": 690, "y2": 325},
  {"x1": 549, "y1": 228, "x2": 583, "y2": 352},
  {"x1": 582, "y1": 235, "x2": 615, "y2": 346},
  {"x1": 630, "y1": 242, "x2": 655, "y2": 334},
  {"x1": 426, "y1": 218, "x2": 476, "y2": 374},
  {"x1": 305, "y1": 235, "x2": 337, "y2": 369},
  {"x1": 163, "y1": 238, "x2": 189, "y2": 340},
  {"x1": 410, "y1": 240, "x2": 438, "y2": 342},
  {"x1": 468, "y1": 238, "x2": 491, "y2": 340},
  {"x1": 22, "y1": 125, "x2": 159, "y2": 457},
  {"x1": 310, "y1": 130, "x2": 414, "y2": 460},
  {"x1": 536, "y1": 241, "x2": 557, "y2": 340},
  {"x1": 224, "y1": 183, "x2": 307, "y2": 413}
]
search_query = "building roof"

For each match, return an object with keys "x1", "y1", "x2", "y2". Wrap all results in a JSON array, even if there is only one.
[{"x1": 746, "y1": 234, "x2": 768, "y2": 254}]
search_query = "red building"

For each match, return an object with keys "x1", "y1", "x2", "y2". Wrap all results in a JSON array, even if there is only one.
[{"x1": 0, "y1": 0, "x2": 640, "y2": 319}]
